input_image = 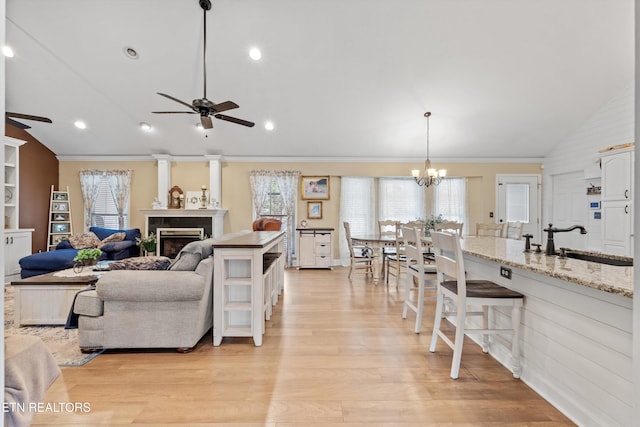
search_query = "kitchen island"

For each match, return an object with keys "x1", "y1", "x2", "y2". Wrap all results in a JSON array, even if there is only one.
[{"x1": 457, "y1": 236, "x2": 632, "y2": 427}]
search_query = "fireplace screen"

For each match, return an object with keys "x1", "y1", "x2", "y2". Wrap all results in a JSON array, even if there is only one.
[{"x1": 157, "y1": 228, "x2": 205, "y2": 258}]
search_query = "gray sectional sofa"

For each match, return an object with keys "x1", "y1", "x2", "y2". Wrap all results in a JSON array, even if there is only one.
[{"x1": 73, "y1": 234, "x2": 228, "y2": 352}]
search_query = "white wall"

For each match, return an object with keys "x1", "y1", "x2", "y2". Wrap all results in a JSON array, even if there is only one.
[{"x1": 543, "y1": 82, "x2": 634, "y2": 251}]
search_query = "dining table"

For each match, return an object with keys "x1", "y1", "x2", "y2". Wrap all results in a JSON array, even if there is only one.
[{"x1": 350, "y1": 232, "x2": 432, "y2": 283}]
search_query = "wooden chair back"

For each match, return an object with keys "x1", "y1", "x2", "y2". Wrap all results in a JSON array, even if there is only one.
[
  {"x1": 503, "y1": 222, "x2": 523, "y2": 240},
  {"x1": 475, "y1": 223, "x2": 503, "y2": 237},
  {"x1": 435, "y1": 221, "x2": 463, "y2": 236}
]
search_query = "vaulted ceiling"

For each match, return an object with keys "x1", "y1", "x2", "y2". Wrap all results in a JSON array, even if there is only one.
[{"x1": 5, "y1": 0, "x2": 634, "y2": 160}]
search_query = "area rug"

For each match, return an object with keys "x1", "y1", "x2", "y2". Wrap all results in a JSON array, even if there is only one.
[{"x1": 4, "y1": 286, "x2": 103, "y2": 366}]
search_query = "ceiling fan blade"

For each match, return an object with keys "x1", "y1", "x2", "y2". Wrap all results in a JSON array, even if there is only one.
[
  {"x1": 152, "y1": 111, "x2": 197, "y2": 114},
  {"x1": 210, "y1": 101, "x2": 239, "y2": 114},
  {"x1": 157, "y1": 93, "x2": 195, "y2": 110},
  {"x1": 6, "y1": 112, "x2": 52, "y2": 123},
  {"x1": 6, "y1": 117, "x2": 30, "y2": 129},
  {"x1": 214, "y1": 114, "x2": 255, "y2": 128},
  {"x1": 201, "y1": 115, "x2": 213, "y2": 129}
]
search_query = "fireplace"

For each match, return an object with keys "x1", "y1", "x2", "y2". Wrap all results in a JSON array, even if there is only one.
[
  {"x1": 141, "y1": 208, "x2": 227, "y2": 240},
  {"x1": 157, "y1": 228, "x2": 204, "y2": 258}
]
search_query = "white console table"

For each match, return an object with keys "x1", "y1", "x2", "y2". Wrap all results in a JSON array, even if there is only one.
[{"x1": 212, "y1": 231, "x2": 285, "y2": 346}]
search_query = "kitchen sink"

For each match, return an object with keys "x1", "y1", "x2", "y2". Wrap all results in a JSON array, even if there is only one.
[{"x1": 563, "y1": 250, "x2": 633, "y2": 267}]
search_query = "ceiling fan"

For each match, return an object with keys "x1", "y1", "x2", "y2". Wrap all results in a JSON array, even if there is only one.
[
  {"x1": 5, "y1": 112, "x2": 52, "y2": 130},
  {"x1": 152, "y1": 0, "x2": 254, "y2": 129}
]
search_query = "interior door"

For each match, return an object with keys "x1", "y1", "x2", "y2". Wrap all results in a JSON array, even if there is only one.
[{"x1": 496, "y1": 174, "x2": 541, "y2": 243}]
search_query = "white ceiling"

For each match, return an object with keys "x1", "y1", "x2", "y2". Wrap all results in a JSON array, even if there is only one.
[{"x1": 5, "y1": 0, "x2": 634, "y2": 160}]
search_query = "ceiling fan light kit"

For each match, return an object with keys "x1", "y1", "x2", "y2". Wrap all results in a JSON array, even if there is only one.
[
  {"x1": 152, "y1": 0, "x2": 254, "y2": 130},
  {"x1": 412, "y1": 112, "x2": 446, "y2": 187}
]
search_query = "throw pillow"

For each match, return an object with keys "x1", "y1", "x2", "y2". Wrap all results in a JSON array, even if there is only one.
[
  {"x1": 108, "y1": 256, "x2": 171, "y2": 270},
  {"x1": 68, "y1": 232, "x2": 101, "y2": 249},
  {"x1": 169, "y1": 252, "x2": 201, "y2": 271},
  {"x1": 97, "y1": 232, "x2": 125, "y2": 249}
]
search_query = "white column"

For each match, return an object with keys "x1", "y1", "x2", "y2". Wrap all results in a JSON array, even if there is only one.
[
  {"x1": 153, "y1": 154, "x2": 172, "y2": 208},
  {"x1": 205, "y1": 155, "x2": 222, "y2": 207}
]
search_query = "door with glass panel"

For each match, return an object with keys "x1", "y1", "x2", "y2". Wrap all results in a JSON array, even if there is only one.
[{"x1": 496, "y1": 174, "x2": 541, "y2": 243}]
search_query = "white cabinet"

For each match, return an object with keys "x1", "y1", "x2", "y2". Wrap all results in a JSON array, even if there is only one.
[
  {"x1": 602, "y1": 200, "x2": 632, "y2": 255},
  {"x1": 5, "y1": 229, "x2": 33, "y2": 277},
  {"x1": 600, "y1": 148, "x2": 634, "y2": 256},
  {"x1": 601, "y1": 150, "x2": 632, "y2": 202},
  {"x1": 296, "y1": 228, "x2": 333, "y2": 269}
]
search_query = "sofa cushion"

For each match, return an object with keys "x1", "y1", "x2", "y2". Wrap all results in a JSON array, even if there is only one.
[
  {"x1": 169, "y1": 252, "x2": 202, "y2": 271},
  {"x1": 97, "y1": 271, "x2": 205, "y2": 302},
  {"x1": 19, "y1": 248, "x2": 79, "y2": 270},
  {"x1": 68, "y1": 232, "x2": 101, "y2": 249},
  {"x1": 90, "y1": 226, "x2": 141, "y2": 242},
  {"x1": 97, "y1": 232, "x2": 125, "y2": 249},
  {"x1": 109, "y1": 256, "x2": 171, "y2": 270},
  {"x1": 99, "y1": 240, "x2": 136, "y2": 253},
  {"x1": 169, "y1": 239, "x2": 215, "y2": 271}
]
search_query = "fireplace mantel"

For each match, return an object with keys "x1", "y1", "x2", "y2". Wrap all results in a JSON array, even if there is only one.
[{"x1": 140, "y1": 208, "x2": 227, "y2": 238}]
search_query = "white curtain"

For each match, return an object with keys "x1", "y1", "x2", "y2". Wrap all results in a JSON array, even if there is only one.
[
  {"x1": 79, "y1": 169, "x2": 104, "y2": 231},
  {"x1": 338, "y1": 176, "x2": 375, "y2": 264},
  {"x1": 378, "y1": 177, "x2": 426, "y2": 222},
  {"x1": 249, "y1": 169, "x2": 301, "y2": 267},
  {"x1": 249, "y1": 170, "x2": 274, "y2": 218},
  {"x1": 434, "y1": 177, "x2": 469, "y2": 234},
  {"x1": 106, "y1": 169, "x2": 133, "y2": 229},
  {"x1": 273, "y1": 170, "x2": 300, "y2": 267}
]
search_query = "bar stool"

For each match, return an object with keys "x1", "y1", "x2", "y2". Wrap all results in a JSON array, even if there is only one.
[
  {"x1": 429, "y1": 231, "x2": 524, "y2": 379},
  {"x1": 401, "y1": 226, "x2": 436, "y2": 333}
]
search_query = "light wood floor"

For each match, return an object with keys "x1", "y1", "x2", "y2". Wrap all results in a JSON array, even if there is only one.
[{"x1": 34, "y1": 267, "x2": 575, "y2": 426}]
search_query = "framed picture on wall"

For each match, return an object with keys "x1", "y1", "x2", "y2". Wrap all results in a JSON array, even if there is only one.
[
  {"x1": 307, "y1": 201, "x2": 323, "y2": 219},
  {"x1": 301, "y1": 176, "x2": 330, "y2": 200}
]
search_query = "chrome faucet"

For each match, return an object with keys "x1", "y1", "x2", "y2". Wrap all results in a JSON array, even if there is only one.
[{"x1": 543, "y1": 224, "x2": 587, "y2": 256}]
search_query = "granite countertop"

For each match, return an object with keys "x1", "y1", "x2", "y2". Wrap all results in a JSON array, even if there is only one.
[{"x1": 459, "y1": 236, "x2": 633, "y2": 298}]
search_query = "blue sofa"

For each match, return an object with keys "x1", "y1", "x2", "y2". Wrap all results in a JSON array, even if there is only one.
[{"x1": 19, "y1": 227, "x2": 141, "y2": 278}]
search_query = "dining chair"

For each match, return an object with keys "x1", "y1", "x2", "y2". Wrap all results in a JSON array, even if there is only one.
[
  {"x1": 435, "y1": 221, "x2": 464, "y2": 236},
  {"x1": 384, "y1": 225, "x2": 406, "y2": 288},
  {"x1": 475, "y1": 223, "x2": 503, "y2": 237},
  {"x1": 503, "y1": 221, "x2": 524, "y2": 240},
  {"x1": 343, "y1": 222, "x2": 374, "y2": 280},
  {"x1": 401, "y1": 226, "x2": 436, "y2": 333},
  {"x1": 378, "y1": 220, "x2": 399, "y2": 276},
  {"x1": 429, "y1": 231, "x2": 524, "y2": 379}
]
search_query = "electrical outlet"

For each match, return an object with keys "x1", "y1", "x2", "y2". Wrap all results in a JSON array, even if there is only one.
[{"x1": 500, "y1": 266, "x2": 512, "y2": 280}]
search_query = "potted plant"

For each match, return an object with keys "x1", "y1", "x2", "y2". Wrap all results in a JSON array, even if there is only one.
[
  {"x1": 73, "y1": 248, "x2": 102, "y2": 265},
  {"x1": 136, "y1": 232, "x2": 157, "y2": 256},
  {"x1": 72, "y1": 248, "x2": 102, "y2": 273}
]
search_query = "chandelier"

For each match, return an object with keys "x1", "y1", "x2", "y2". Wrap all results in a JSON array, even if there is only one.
[{"x1": 411, "y1": 112, "x2": 446, "y2": 187}]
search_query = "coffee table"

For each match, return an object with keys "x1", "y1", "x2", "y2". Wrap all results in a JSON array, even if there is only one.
[{"x1": 10, "y1": 270, "x2": 100, "y2": 326}]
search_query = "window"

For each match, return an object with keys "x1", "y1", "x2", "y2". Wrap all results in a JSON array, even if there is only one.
[
  {"x1": 505, "y1": 183, "x2": 529, "y2": 223},
  {"x1": 80, "y1": 169, "x2": 132, "y2": 231},
  {"x1": 339, "y1": 176, "x2": 427, "y2": 261},
  {"x1": 259, "y1": 179, "x2": 285, "y2": 217},
  {"x1": 91, "y1": 178, "x2": 128, "y2": 228},
  {"x1": 378, "y1": 178, "x2": 426, "y2": 222},
  {"x1": 434, "y1": 178, "x2": 467, "y2": 224}
]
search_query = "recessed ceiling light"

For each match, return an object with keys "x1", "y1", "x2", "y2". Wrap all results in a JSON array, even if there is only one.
[
  {"x1": 123, "y1": 46, "x2": 139, "y2": 59},
  {"x1": 265, "y1": 121, "x2": 274, "y2": 131},
  {"x1": 2, "y1": 46, "x2": 14, "y2": 58},
  {"x1": 249, "y1": 47, "x2": 262, "y2": 61},
  {"x1": 139, "y1": 122, "x2": 152, "y2": 132},
  {"x1": 74, "y1": 120, "x2": 87, "y2": 129}
]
